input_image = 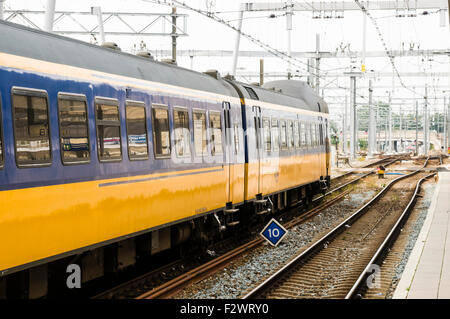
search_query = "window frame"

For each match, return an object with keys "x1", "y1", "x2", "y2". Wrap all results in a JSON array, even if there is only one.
[
  {"x1": 279, "y1": 120, "x2": 288, "y2": 150},
  {"x1": 262, "y1": 117, "x2": 271, "y2": 153},
  {"x1": 125, "y1": 100, "x2": 149, "y2": 161},
  {"x1": 172, "y1": 106, "x2": 192, "y2": 158},
  {"x1": 94, "y1": 96, "x2": 122, "y2": 163},
  {"x1": 271, "y1": 118, "x2": 280, "y2": 151},
  {"x1": 208, "y1": 110, "x2": 224, "y2": 156},
  {"x1": 57, "y1": 92, "x2": 91, "y2": 165},
  {"x1": 294, "y1": 120, "x2": 300, "y2": 149},
  {"x1": 287, "y1": 120, "x2": 294, "y2": 150},
  {"x1": 233, "y1": 123, "x2": 240, "y2": 156},
  {"x1": 300, "y1": 122, "x2": 306, "y2": 148},
  {"x1": 192, "y1": 108, "x2": 209, "y2": 157},
  {"x1": 311, "y1": 123, "x2": 316, "y2": 146},
  {"x1": 151, "y1": 104, "x2": 172, "y2": 159},
  {"x1": 11, "y1": 86, "x2": 52, "y2": 168}
]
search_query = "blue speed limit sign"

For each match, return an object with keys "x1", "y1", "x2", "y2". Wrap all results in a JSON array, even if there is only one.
[{"x1": 260, "y1": 218, "x2": 288, "y2": 246}]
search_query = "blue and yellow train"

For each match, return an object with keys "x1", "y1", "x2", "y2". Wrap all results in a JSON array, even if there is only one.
[{"x1": 0, "y1": 20, "x2": 330, "y2": 297}]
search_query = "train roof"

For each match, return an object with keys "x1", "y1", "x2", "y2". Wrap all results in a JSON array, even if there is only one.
[
  {"x1": 0, "y1": 20, "x2": 239, "y2": 99},
  {"x1": 262, "y1": 80, "x2": 329, "y2": 114},
  {"x1": 0, "y1": 21, "x2": 328, "y2": 114},
  {"x1": 228, "y1": 79, "x2": 328, "y2": 114}
]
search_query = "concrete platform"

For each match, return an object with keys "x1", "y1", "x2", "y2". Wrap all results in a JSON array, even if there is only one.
[{"x1": 393, "y1": 165, "x2": 450, "y2": 299}]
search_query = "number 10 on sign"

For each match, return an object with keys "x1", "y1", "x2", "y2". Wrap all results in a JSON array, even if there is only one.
[{"x1": 260, "y1": 218, "x2": 288, "y2": 247}]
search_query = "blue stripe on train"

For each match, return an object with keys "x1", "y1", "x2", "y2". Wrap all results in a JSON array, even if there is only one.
[{"x1": 0, "y1": 66, "x2": 325, "y2": 192}]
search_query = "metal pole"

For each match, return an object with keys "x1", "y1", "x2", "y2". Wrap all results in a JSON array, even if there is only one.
[
  {"x1": 91, "y1": 6, "x2": 105, "y2": 44},
  {"x1": 399, "y1": 104, "x2": 403, "y2": 152},
  {"x1": 385, "y1": 106, "x2": 388, "y2": 152},
  {"x1": 315, "y1": 34, "x2": 320, "y2": 95},
  {"x1": 415, "y1": 100, "x2": 419, "y2": 156},
  {"x1": 172, "y1": 6, "x2": 177, "y2": 63},
  {"x1": 307, "y1": 58, "x2": 314, "y2": 86},
  {"x1": 286, "y1": 0, "x2": 293, "y2": 80},
  {"x1": 350, "y1": 76, "x2": 357, "y2": 159},
  {"x1": 368, "y1": 80, "x2": 375, "y2": 156},
  {"x1": 44, "y1": 0, "x2": 56, "y2": 32},
  {"x1": 259, "y1": 59, "x2": 264, "y2": 86},
  {"x1": 361, "y1": 7, "x2": 366, "y2": 73},
  {"x1": 231, "y1": 9, "x2": 244, "y2": 76},
  {"x1": 388, "y1": 92, "x2": 393, "y2": 153},
  {"x1": 377, "y1": 101, "x2": 380, "y2": 152},
  {"x1": 424, "y1": 85, "x2": 429, "y2": 155},
  {"x1": 444, "y1": 96, "x2": 447, "y2": 153},
  {"x1": 0, "y1": 0, "x2": 4, "y2": 20},
  {"x1": 343, "y1": 95, "x2": 348, "y2": 154}
]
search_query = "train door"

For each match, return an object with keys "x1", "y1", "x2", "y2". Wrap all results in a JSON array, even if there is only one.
[
  {"x1": 223, "y1": 102, "x2": 232, "y2": 203},
  {"x1": 318, "y1": 119, "x2": 323, "y2": 178},
  {"x1": 325, "y1": 119, "x2": 330, "y2": 177},
  {"x1": 252, "y1": 106, "x2": 262, "y2": 195}
]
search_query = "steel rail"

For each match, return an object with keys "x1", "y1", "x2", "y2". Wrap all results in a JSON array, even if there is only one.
[
  {"x1": 96, "y1": 156, "x2": 398, "y2": 299},
  {"x1": 242, "y1": 157, "x2": 430, "y2": 299},
  {"x1": 346, "y1": 173, "x2": 436, "y2": 297},
  {"x1": 136, "y1": 189, "x2": 352, "y2": 299}
]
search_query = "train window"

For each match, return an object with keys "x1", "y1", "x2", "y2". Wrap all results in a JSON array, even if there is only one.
[
  {"x1": 12, "y1": 88, "x2": 51, "y2": 167},
  {"x1": 316, "y1": 124, "x2": 320, "y2": 146},
  {"x1": 262, "y1": 117, "x2": 271, "y2": 152},
  {"x1": 193, "y1": 111, "x2": 208, "y2": 156},
  {"x1": 234, "y1": 123, "x2": 240, "y2": 155},
  {"x1": 305, "y1": 123, "x2": 311, "y2": 147},
  {"x1": 244, "y1": 87, "x2": 259, "y2": 100},
  {"x1": 0, "y1": 95, "x2": 3, "y2": 167},
  {"x1": 271, "y1": 119, "x2": 279, "y2": 151},
  {"x1": 287, "y1": 121, "x2": 294, "y2": 149},
  {"x1": 209, "y1": 111, "x2": 223, "y2": 155},
  {"x1": 126, "y1": 101, "x2": 148, "y2": 160},
  {"x1": 300, "y1": 122, "x2": 306, "y2": 148},
  {"x1": 58, "y1": 93, "x2": 90, "y2": 165},
  {"x1": 95, "y1": 98, "x2": 122, "y2": 162},
  {"x1": 173, "y1": 108, "x2": 191, "y2": 157},
  {"x1": 319, "y1": 124, "x2": 324, "y2": 145},
  {"x1": 280, "y1": 120, "x2": 287, "y2": 149},
  {"x1": 294, "y1": 121, "x2": 300, "y2": 149},
  {"x1": 152, "y1": 105, "x2": 171, "y2": 158}
]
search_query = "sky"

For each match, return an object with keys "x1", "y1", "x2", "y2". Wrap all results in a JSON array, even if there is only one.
[{"x1": 2, "y1": 0, "x2": 450, "y2": 128}]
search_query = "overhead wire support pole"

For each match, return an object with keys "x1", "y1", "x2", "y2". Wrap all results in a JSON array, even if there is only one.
[
  {"x1": 315, "y1": 34, "x2": 320, "y2": 95},
  {"x1": 0, "y1": 0, "x2": 5, "y2": 20},
  {"x1": 361, "y1": 1, "x2": 366, "y2": 72},
  {"x1": 388, "y1": 91, "x2": 393, "y2": 154},
  {"x1": 172, "y1": 6, "x2": 177, "y2": 63},
  {"x1": 444, "y1": 96, "x2": 447, "y2": 153},
  {"x1": 286, "y1": 0, "x2": 293, "y2": 79},
  {"x1": 343, "y1": 95, "x2": 348, "y2": 154},
  {"x1": 368, "y1": 80, "x2": 375, "y2": 156},
  {"x1": 415, "y1": 100, "x2": 419, "y2": 156},
  {"x1": 424, "y1": 85, "x2": 429, "y2": 155},
  {"x1": 231, "y1": 8, "x2": 244, "y2": 77},
  {"x1": 350, "y1": 76, "x2": 357, "y2": 160},
  {"x1": 44, "y1": 0, "x2": 56, "y2": 32},
  {"x1": 91, "y1": 6, "x2": 105, "y2": 44}
]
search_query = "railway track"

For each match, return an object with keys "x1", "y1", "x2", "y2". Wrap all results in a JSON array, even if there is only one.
[
  {"x1": 242, "y1": 158, "x2": 435, "y2": 299},
  {"x1": 93, "y1": 156, "x2": 403, "y2": 299}
]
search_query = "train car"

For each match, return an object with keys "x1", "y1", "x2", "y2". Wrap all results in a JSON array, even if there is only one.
[{"x1": 0, "y1": 20, "x2": 329, "y2": 298}]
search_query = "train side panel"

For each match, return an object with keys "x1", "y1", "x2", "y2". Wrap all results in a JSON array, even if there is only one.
[{"x1": 0, "y1": 64, "x2": 238, "y2": 273}]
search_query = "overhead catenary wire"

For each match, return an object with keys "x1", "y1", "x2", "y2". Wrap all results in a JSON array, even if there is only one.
[
  {"x1": 142, "y1": 0, "x2": 372, "y2": 101},
  {"x1": 353, "y1": 0, "x2": 423, "y2": 98}
]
